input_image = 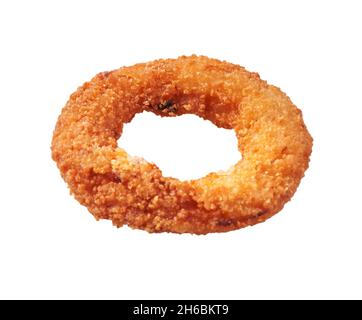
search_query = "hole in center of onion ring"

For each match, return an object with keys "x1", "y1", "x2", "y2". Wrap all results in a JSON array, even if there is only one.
[{"x1": 117, "y1": 112, "x2": 241, "y2": 181}]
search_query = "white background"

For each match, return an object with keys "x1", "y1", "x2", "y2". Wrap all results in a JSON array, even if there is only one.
[{"x1": 0, "y1": 0, "x2": 361, "y2": 299}]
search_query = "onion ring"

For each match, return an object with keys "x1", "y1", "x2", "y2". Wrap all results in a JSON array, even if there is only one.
[{"x1": 51, "y1": 55, "x2": 312, "y2": 234}]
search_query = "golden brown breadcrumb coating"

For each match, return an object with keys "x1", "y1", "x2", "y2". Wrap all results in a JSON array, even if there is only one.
[{"x1": 51, "y1": 55, "x2": 312, "y2": 234}]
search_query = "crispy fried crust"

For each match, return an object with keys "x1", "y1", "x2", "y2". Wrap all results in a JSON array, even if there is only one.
[{"x1": 51, "y1": 55, "x2": 312, "y2": 234}]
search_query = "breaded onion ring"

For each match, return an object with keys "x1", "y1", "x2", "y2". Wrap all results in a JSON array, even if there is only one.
[{"x1": 51, "y1": 55, "x2": 312, "y2": 234}]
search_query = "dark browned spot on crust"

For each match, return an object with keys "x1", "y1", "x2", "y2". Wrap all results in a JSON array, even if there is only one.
[
  {"x1": 99, "y1": 71, "x2": 110, "y2": 78},
  {"x1": 156, "y1": 100, "x2": 177, "y2": 113},
  {"x1": 217, "y1": 219, "x2": 233, "y2": 227},
  {"x1": 181, "y1": 199, "x2": 198, "y2": 210},
  {"x1": 112, "y1": 175, "x2": 122, "y2": 183},
  {"x1": 256, "y1": 210, "x2": 268, "y2": 217}
]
